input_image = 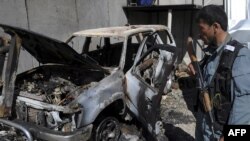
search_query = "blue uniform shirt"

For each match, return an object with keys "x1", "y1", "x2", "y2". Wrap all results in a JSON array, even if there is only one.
[
  {"x1": 229, "y1": 47, "x2": 250, "y2": 124},
  {"x1": 203, "y1": 34, "x2": 231, "y2": 87},
  {"x1": 198, "y1": 34, "x2": 250, "y2": 141},
  {"x1": 203, "y1": 34, "x2": 250, "y2": 125},
  {"x1": 203, "y1": 36, "x2": 250, "y2": 124},
  {"x1": 203, "y1": 45, "x2": 224, "y2": 87}
]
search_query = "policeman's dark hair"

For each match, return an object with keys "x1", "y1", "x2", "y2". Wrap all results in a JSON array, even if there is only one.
[{"x1": 196, "y1": 5, "x2": 228, "y2": 31}]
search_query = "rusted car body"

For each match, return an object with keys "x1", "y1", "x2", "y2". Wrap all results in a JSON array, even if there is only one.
[{"x1": 0, "y1": 24, "x2": 177, "y2": 141}]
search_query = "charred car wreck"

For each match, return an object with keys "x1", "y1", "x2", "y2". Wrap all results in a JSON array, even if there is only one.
[{"x1": 0, "y1": 24, "x2": 177, "y2": 141}]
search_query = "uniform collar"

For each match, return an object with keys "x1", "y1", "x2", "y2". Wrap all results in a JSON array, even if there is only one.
[
  {"x1": 203, "y1": 33, "x2": 232, "y2": 56},
  {"x1": 216, "y1": 33, "x2": 232, "y2": 53}
]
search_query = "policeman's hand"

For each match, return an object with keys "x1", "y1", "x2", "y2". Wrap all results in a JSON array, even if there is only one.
[
  {"x1": 187, "y1": 63, "x2": 196, "y2": 76},
  {"x1": 219, "y1": 136, "x2": 224, "y2": 141}
]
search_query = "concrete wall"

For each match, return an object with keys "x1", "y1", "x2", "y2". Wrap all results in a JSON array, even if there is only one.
[
  {"x1": 0, "y1": 0, "x2": 127, "y2": 40},
  {"x1": 0, "y1": 0, "x2": 224, "y2": 73},
  {"x1": 27, "y1": 0, "x2": 79, "y2": 41},
  {"x1": 0, "y1": 0, "x2": 28, "y2": 29},
  {"x1": 0, "y1": 0, "x2": 127, "y2": 73}
]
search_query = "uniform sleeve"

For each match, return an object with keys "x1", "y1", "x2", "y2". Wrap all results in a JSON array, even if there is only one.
[{"x1": 228, "y1": 47, "x2": 250, "y2": 124}]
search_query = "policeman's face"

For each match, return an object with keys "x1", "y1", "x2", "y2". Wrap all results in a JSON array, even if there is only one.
[{"x1": 197, "y1": 19, "x2": 215, "y2": 45}]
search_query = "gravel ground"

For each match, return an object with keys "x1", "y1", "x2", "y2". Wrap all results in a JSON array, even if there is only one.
[
  {"x1": 160, "y1": 62, "x2": 198, "y2": 141},
  {"x1": 161, "y1": 87, "x2": 197, "y2": 141}
]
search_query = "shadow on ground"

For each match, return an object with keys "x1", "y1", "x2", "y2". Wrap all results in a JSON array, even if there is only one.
[
  {"x1": 164, "y1": 123, "x2": 195, "y2": 141},
  {"x1": 161, "y1": 75, "x2": 200, "y2": 141}
]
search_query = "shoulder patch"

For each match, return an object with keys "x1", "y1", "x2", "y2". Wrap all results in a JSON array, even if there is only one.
[{"x1": 224, "y1": 45, "x2": 235, "y2": 51}]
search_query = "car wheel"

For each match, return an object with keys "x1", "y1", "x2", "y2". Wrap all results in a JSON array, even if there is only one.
[
  {"x1": 94, "y1": 116, "x2": 121, "y2": 141},
  {"x1": 156, "y1": 134, "x2": 169, "y2": 141}
]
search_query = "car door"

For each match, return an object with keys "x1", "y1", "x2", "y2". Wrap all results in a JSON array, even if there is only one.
[{"x1": 125, "y1": 32, "x2": 177, "y2": 134}]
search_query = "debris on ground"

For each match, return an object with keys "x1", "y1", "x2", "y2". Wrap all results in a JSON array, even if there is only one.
[
  {"x1": 119, "y1": 124, "x2": 145, "y2": 141},
  {"x1": 161, "y1": 62, "x2": 197, "y2": 141}
]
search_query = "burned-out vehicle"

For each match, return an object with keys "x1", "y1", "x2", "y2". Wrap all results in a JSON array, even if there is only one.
[{"x1": 0, "y1": 24, "x2": 177, "y2": 141}]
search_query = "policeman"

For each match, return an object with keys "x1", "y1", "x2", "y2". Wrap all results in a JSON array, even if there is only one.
[{"x1": 188, "y1": 5, "x2": 250, "y2": 141}]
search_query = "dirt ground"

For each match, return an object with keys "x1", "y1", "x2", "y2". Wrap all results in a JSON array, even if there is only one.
[
  {"x1": 161, "y1": 87, "x2": 197, "y2": 141},
  {"x1": 160, "y1": 62, "x2": 199, "y2": 141}
]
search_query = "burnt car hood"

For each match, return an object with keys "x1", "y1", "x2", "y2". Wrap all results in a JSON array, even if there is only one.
[{"x1": 0, "y1": 24, "x2": 108, "y2": 73}]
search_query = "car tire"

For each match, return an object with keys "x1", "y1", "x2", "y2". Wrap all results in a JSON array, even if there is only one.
[
  {"x1": 156, "y1": 134, "x2": 169, "y2": 141},
  {"x1": 93, "y1": 116, "x2": 121, "y2": 141}
]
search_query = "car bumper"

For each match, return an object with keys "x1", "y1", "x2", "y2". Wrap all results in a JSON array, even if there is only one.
[{"x1": 0, "y1": 118, "x2": 93, "y2": 141}]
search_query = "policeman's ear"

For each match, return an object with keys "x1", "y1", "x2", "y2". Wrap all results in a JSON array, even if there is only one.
[{"x1": 212, "y1": 22, "x2": 221, "y2": 34}]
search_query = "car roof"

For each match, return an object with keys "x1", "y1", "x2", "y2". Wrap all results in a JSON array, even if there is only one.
[{"x1": 72, "y1": 25, "x2": 168, "y2": 38}]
